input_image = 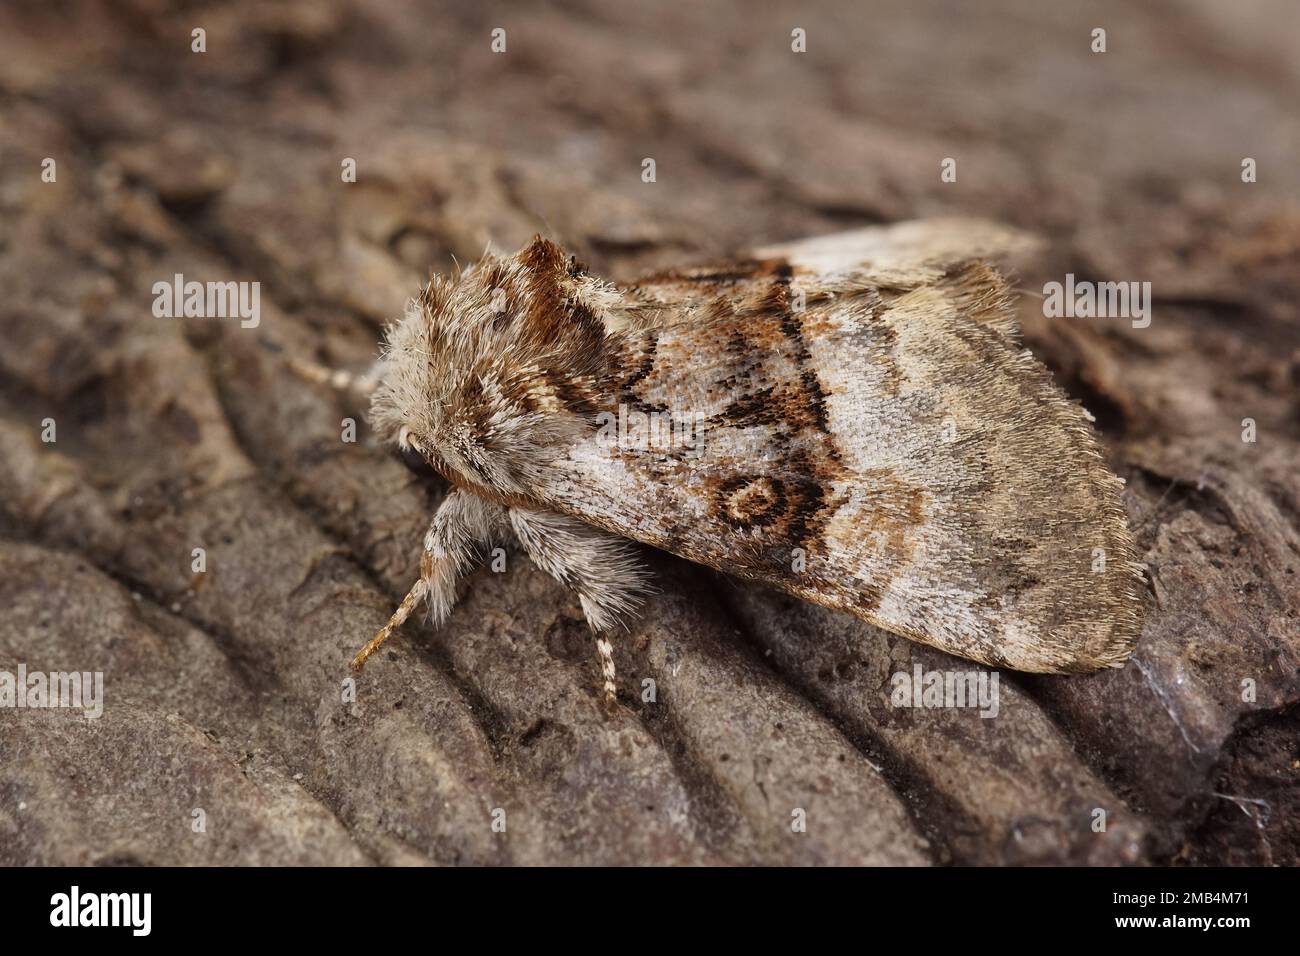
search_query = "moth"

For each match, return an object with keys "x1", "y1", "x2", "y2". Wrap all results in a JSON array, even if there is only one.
[{"x1": 298, "y1": 219, "x2": 1143, "y2": 706}]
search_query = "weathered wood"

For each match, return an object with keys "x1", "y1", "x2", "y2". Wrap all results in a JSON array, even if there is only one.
[{"x1": 0, "y1": 0, "x2": 1295, "y2": 865}]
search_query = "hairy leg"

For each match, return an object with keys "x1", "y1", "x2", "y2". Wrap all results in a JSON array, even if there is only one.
[
  {"x1": 351, "y1": 490, "x2": 506, "y2": 671},
  {"x1": 508, "y1": 507, "x2": 651, "y2": 705}
]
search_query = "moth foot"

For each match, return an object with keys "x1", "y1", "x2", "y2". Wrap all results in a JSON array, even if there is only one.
[{"x1": 594, "y1": 634, "x2": 618, "y2": 711}]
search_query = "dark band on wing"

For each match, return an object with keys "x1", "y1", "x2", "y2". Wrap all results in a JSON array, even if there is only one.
[
  {"x1": 772, "y1": 283, "x2": 833, "y2": 438},
  {"x1": 613, "y1": 333, "x2": 674, "y2": 418}
]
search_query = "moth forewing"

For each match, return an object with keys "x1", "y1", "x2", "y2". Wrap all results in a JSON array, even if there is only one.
[{"x1": 534, "y1": 226, "x2": 1140, "y2": 673}]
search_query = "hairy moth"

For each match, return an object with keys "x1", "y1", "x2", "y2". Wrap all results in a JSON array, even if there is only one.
[{"x1": 327, "y1": 219, "x2": 1143, "y2": 706}]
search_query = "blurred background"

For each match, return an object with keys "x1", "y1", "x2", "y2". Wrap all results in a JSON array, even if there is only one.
[{"x1": 0, "y1": 1, "x2": 1296, "y2": 866}]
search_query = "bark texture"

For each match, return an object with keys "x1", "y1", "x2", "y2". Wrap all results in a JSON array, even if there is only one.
[{"x1": 0, "y1": 0, "x2": 1296, "y2": 865}]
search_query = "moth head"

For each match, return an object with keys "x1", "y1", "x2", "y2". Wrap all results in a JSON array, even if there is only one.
[{"x1": 370, "y1": 237, "x2": 615, "y2": 497}]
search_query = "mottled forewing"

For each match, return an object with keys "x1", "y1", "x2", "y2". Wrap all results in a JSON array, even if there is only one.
[{"x1": 534, "y1": 223, "x2": 1141, "y2": 673}]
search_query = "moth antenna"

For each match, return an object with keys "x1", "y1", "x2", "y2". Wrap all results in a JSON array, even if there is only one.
[
  {"x1": 285, "y1": 354, "x2": 380, "y2": 397},
  {"x1": 258, "y1": 337, "x2": 379, "y2": 397},
  {"x1": 533, "y1": 210, "x2": 560, "y2": 243},
  {"x1": 350, "y1": 577, "x2": 428, "y2": 671}
]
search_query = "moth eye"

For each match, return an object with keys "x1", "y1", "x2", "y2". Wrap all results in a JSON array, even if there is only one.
[
  {"x1": 398, "y1": 444, "x2": 438, "y2": 479},
  {"x1": 396, "y1": 427, "x2": 438, "y2": 477}
]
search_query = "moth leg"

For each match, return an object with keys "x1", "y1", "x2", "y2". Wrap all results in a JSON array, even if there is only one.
[
  {"x1": 350, "y1": 490, "x2": 506, "y2": 671},
  {"x1": 507, "y1": 507, "x2": 651, "y2": 706}
]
